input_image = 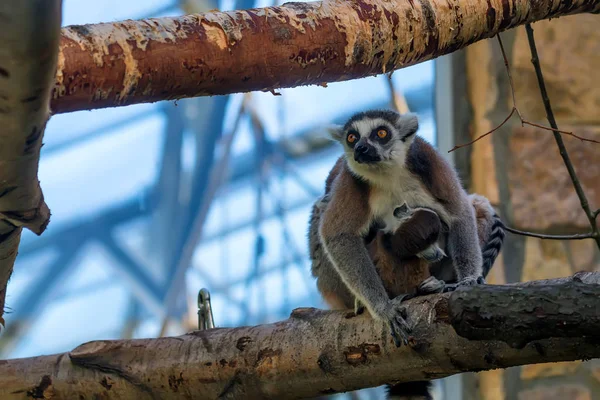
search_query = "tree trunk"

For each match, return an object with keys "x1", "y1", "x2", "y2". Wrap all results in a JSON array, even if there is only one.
[
  {"x1": 1, "y1": 272, "x2": 599, "y2": 399},
  {"x1": 51, "y1": 0, "x2": 600, "y2": 114},
  {"x1": 0, "y1": 1, "x2": 62, "y2": 321}
]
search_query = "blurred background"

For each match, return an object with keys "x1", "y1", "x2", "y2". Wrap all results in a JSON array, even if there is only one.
[{"x1": 2, "y1": 0, "x2": 599, "y2": 399}]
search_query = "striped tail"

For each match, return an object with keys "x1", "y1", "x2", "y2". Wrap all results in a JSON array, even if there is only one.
[
  {"x1": 482, "y1": 214, "x2": 506, "y2": 277},
  {"x1": 387, "y1": 381, "x2": 433, "y2": 400}
]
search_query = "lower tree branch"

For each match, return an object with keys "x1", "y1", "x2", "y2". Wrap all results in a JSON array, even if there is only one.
[
  {"x1": 1, "y1": 272, "x2": 599, "y2": 399},
  {"x1": 450, "y1": 272, "x2": 600, "y2": 348}
]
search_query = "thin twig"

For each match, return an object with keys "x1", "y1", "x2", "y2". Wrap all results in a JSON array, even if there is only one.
[
  {"x1": 449, "y1": 108, "x2": 515, "y2": 152},
  {"x1": 525, "y1": 23, "x2": 600, "y2": 250},
  {"x1": 496, "y1": 36, "x2": 524, "y2": 121},
  {"x1": 522, "y1": 121, "x2": 600, "y2": 144},
  {"x1": 503, "y1": 225, "x2": 595, "y2": 241},
  {"x1": 450, "y1": 34, "x2": 599, "y2": 153}
]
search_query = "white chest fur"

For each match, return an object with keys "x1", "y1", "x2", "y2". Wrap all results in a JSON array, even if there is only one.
[{"x1": 367, "y1": 169, "x2": 449, "y2": 234}]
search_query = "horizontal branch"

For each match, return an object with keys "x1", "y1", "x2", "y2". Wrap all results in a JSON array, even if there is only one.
[
  {"x1": 450, "y1": 271, "x2": 600, "y2": 348},
  {"x1": 1, "y1": 272, "x2": 599, "y2": 399},
  {"x1": 50, "y1": 0, "x2": 600, "y2": 114},
  {"x1": 504, "y1": 224, "x2": 596, "y2": 240}
]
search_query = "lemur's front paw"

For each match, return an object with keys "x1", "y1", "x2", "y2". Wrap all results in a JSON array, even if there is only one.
[
  {"x1": 375, "y1": 295, "x2": 412, "y2": 347},
  {"x1": 457, "y1": 275, "x2": 486, "y2": 286}
]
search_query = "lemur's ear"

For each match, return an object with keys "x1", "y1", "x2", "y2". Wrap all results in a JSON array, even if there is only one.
[
  {"x1": 397, "y1": 112, "x2": 419, "y2": 141},
  {"x1": 324, "y1": 124, "x2": 344, "y2": 142}
]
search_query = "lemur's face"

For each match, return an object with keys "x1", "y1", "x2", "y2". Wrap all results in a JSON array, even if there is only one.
[{"x1": 331, "y1": 110, "x2": 419, "y2": 167}]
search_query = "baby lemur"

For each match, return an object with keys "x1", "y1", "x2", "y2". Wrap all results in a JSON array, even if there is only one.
[{"x1": 308, "y1": 109, "x2": 505, "y2": 347}]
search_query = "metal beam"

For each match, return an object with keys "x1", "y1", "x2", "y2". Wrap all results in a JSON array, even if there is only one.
[
  {"x1": 19, "y1": 190, "x2": 156, "y2": 254},
  {"x1": 98, "y1": 232, "x2": 165, "y2": 317},
  {"x1": 18, "y1": 88, "x2": 432, "y2": 258},
  {"x1": 150, "y1": 102, "x2": 185, "y2": 268},
  {"x1": 224, "y1": 87, "x2": 432, "y2": 184},
  {"x1": 160, "y1": 95, "x2": 230, "y2": 322}
]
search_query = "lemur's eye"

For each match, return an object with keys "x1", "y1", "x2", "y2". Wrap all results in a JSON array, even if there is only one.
[
  {"x1": 377, "y1": 129, "x2": 388, "y2": 139},
  {"x1": 347, "y1": 132, "x2": 358, "y2": 144}
]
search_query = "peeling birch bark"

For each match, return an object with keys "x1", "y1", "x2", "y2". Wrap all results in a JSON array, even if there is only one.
[
  {"x1": 0, "y1": 2, "x2": 62, "y2": 319},
  {"x1": 1, "y1": 272, "x2": 599, "y2": 399},
  {"x1": 50, "y1": 0, "x2": 600, "y2": 114}
]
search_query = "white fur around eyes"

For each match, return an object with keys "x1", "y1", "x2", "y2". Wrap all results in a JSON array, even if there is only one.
[{"x1": 350, "y1": 118, "x2": 397, "y2": 138}]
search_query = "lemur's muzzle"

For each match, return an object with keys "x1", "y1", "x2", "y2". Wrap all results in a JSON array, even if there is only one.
[{"x1": 354, "y1": 143, "x2": 381, "y2": 164}]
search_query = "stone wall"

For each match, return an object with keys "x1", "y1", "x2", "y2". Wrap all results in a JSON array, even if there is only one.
[{"x1": 460, "y1": 14, "x2": 600, "y2": 400}]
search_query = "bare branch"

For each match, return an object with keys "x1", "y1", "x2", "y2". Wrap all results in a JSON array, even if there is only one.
[
  {"x1": 525, "y1": 23, "x2": 600, "y2": 250},
  {"x1": 1, "y1": 273, "x2": 599, "y2": 399},
  {"x1": 448, "y1": 108, "x2": 515, "y2": 153},
  {"x1": 503, "y1": 225, "x2": 596, "y2": 240},
  {"x1": 496, "y1": 35, "x2": 524, "y2": 122},
  {"x1": 452, "y1": 32, "x2": 599, "y2": 152},
  {"x1": 521, "y1": 121, "x2": 600, "y2": 144},
  {"x1": 50, "y1": 0, "x2": 600, "y2": 114}
]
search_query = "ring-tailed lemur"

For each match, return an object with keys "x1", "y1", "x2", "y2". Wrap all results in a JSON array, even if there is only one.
[
  {"x1": 310, "y1": 190, "x2": 503, "y2": 400},
  {"x1": 308, "y1": 109, "x2": 505, "y2": 347}
]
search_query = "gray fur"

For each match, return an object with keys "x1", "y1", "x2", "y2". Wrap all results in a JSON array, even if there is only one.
[
  {"x1": 429, "y1": 194, "x2": 505, "y2": 283},
  {"x1": 319, "y1": 229, "x2": 412, "y2": 345},
  {"x1": 308, "y1": 198, "x2": 355, "y2": 309},
  {"x1": 470, "y1": 193, "x2": 506, "y2": 277},
  {"x1": 482, "y1": 218, "x2": 505, "y2": 276},
  {"x1": 325, "y1": 124, "x2": 344, "y2": 142},
  {"x1": 396, "y1": 113, "x2": 419, "y2": 140},
  {"x1": 309, "y1": 194, "x2": 411, "y2": 346},
  {"x1": 447, "y1": 203, "x2": 483, "y2": 283}
]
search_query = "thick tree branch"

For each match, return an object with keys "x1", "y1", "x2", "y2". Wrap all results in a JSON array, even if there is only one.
[
  {"x1": 450, "y1": 272, "x2": 600, "y2": 348},
  {"x1": 0, "y1": 2, "x2": 62, "y2": 321},
  {"x1": 1, "y1": 272, "x2": 599, "y2": 399},
  {"x1": 50, "y1": 0, "x2": 600, "y2": 114}
]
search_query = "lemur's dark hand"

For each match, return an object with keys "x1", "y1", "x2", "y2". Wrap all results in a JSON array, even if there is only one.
[
  {"x1": 443, "y1": 276, "x2": 486, "y2": 292},
  {"x1": 375, "y1": 294, "x2": 411, "y2": 347}
]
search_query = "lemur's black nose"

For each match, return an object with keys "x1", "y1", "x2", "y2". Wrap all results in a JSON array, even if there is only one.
[{"x1": 355, "y1": 144, "x2": 369, "y2": 154}]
